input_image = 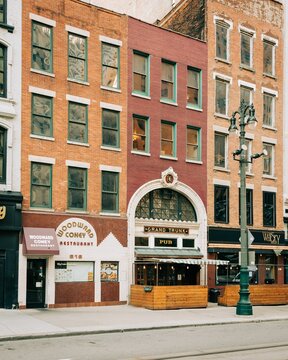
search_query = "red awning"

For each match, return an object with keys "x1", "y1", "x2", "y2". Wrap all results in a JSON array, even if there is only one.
[{"x1": 23, "y1": 227, "x2": 59, "y2": 255}]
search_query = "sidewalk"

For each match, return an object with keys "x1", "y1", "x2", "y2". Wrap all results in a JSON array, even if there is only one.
[{"x1": 1, "y1": 303, "x2": 288, "y2": 341}]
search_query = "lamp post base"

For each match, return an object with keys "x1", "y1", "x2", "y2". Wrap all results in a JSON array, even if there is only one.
[{"x1": 236, "y1": 267, "x2": 253, "y2": 316}]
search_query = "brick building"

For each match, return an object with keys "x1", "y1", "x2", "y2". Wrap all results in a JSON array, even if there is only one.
[
  {"x1": 127, "y1": 17, "x2": 209, "y2": 290},
  {"x1": 160, "y1": 0, "x2": 287, "y2": 287},
  {"x1": 19, "y1": 0, "x2": 128, "y2": 308}
]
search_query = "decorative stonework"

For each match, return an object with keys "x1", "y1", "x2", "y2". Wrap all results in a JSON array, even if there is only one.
[{"x1": 161, "y1": 167, "x2": 178, "y2": 187}]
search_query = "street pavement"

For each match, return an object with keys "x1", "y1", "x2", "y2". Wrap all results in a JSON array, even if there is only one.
[{"x1": 0, "y1": 303, "x2": 288, "y2": 341}]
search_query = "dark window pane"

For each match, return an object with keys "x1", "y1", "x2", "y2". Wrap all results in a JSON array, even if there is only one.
[
  {"x1": 263, "y1": 192, "x2": 276, "y2": 227},
  {"x1": 31, "y1": 163, "x2": 51, "y2": 208},
  {"x1": 215, "y1": 186, "x2": 229, "y2": 223}
]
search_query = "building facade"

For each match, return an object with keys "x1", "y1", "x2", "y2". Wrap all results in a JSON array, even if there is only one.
[
  {"x1": 19, "y1": 0, "x2": 128, "y2": 308},
  {"x1": 160, "y1": 0, "x2": 287, "y2": 287},
  {"x1": 127, "y1": 17, "x2": 208, "y2": 290},
  {"x1": 0, "y1": 0, "x2": 23, "y2": 309}
]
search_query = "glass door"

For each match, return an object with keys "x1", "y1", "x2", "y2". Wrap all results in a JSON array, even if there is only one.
[{"x1": 26, "y1": 259, "x2": 46, "y2": 308}]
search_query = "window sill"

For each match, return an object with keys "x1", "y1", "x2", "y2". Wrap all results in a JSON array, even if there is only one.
[
  {"x1": 28, "y1": 207, "x2": 55, "y2": 212},
  {"x1": 263, "y1": 73, "x2": 276, "y2": 80},
  {"x1": 186, "y1": 105, "x2": 203, "y2": 112},
  {"x1": 31, "y1": 68, "x2": 55, "y2": 77},
  {"x1": 246, "y1": 172, "x2": 254, "y2": 177},
  {"x1": 215, "y1": 57, "x2": 232, "y2": 65},
  {"x1": 262, "y1": 175, "x2": 277, "y2": 180},
  {"x1": 214, "y1": 167, "x2": 230, "y2": 173},
  {"x1": 160, "y1": 99, "x2": 178, "y2": 107},
  {"x1": 65, "y1": 209, "x2": 89, "y2": 214},
  {"x1": 101, "y1": 86, "x2": 121, "y2": 93},
  {"x1": 30, "y1": 134, "x2": 55, "y2": 141},
  {"x1": 67, "y1": 78, "x2": 89, "y2": 86},
  {"x1": 0, "y1": 184, "x2": 11, "y2": 191},
  {"x1": 132, "y1": 92, "x2": 151, "y2": 100},
  {"x1": 0, "y1": 98, "x2": 16, "y2": 118},
  {"x1": 214, "y1": 113, "x2": 230, "y2": 120},
  {"x1": 0, "y1": 23, "x2": 14, "y2": 33},
  {"x1": 239, "y1": 65, "x2": 255, "y2": 73},
  {"x1": 101, "y1": 146, "x2": 121, "y2": 152},
  {"x1": 186, "y1": 159, "x2": 203, "y2": 165},
  {"x1": 160, "y1": 155, "x2": 178, "y2": 161},
  {"x1": 131, "y1": 150, "x2": 151, "y2": 157},
  {"x1": 67, "y1": 140, "x2": 89, "y2": 147},
  {"x1": 262, "y1": 125, "x2": 277, "y2": 132},
  {"x1": 99, "y1": 212, "x2": 120, "y2": 217}
]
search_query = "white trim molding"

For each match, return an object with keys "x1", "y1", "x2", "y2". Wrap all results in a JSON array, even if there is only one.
[
  {"x1": 261, "y1": 185, "x2": 277, "y2": 193},
  {"x1": 261, "y1": 87, "x2": 278, "y2": 97},
  {"x1": 29, "y1": 13, "x2": 56, "y2": 27},
  {"x1": 238, "y1": 25, "x2": 256, "y2": 38},
  {"x1": 28, "y1": 155, "x2": 56, "y2": 164},
  {"x1": 213, "y1": 72, "x2": 232, "y2": 83},
  {"x1": 99, "y1": 35, "x2": 122, "y2": 47},
  {"x1": 100, "y1": 102, "x2": 122, "y2": 112},
  {"x1": 213, "y1": 125, "x2": 229, "y2": 134},
  {"x1": 213, "y1": 15, "x2": 233, "y2": 29},
  {"x1": 99, "y1": 165, "x2": 122, "y2": 173},
  {"x1": 213, "y1": 179, "x2": 231, "y2": 187},
  {"x1": 66, "y1": 94, "x2": 91, "y2": 105},
  {"x1": 262, "y1": 136, "x2": 277, "y2": 145},
  {"x1": 238, "y1": 80, "x2": 256, "y2": 91},
  {"x1": 65, "y1": 24, "x2": 90, "y2": 37},
  {"x1": 261, "y1": 34, "x2": 278, "y2": 47},
  {"x1": 29, "y1": 86, "x2": 56, "y2": 98},
  {"x1": 65, "y1": 160, "x2": 90, "y2": 169}
]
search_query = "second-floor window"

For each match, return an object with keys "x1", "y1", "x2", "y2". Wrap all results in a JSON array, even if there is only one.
[
  {"x1": 101, "y1": 171, "x2": 119, "y2": 213},
  {"x1": 102, "y1": 42, "x2": 120, "y2": 89},
  {"x1": 31, "y1": 162, "x2": 52, "y2": 208},
  {"x1": 68, "y1": 167, "x2": 87, "y2": 210},
  {"x1": 68, "y1": 33, "x2": 87, "y2": 82},
  {"x1": 132, "y1": 115, "x2": 149, "y2": 153},
  {"x1": 32, "y1": 21, "x2": 53, "y2": 73},
  {"x1": 0, "y1": 126, "x2": 6, "y2": 183},
  {"x1": 102, "y1": 109, "x2": 119, "y2": 148},
  {"x1": 187, "y1": 126, "x2": 201, "y2": 162},
  {"x1": 133, "y1": 51, "x2": 149, "y2": 96},
  {"x1": 161, "y1": 60, "x2": 176, "y2": 102}
]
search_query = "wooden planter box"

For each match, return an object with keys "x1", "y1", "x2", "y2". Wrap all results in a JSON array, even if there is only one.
[
  {"x1": 218, "y1": 284, "x2": 288, "y2": 307},
  {"x1": 130, "y1": 285, "x2": 208, "y2": 310}
]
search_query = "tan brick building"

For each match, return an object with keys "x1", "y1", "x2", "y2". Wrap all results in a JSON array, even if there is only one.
[
  {"x1": 160, "y1": 0, "x2": 287, "y2": 287},
  {"x1": 19, "y1": 0, "x2": 129, "y2": 308}
]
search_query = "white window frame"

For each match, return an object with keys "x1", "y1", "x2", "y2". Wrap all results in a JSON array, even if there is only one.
[
  {"x1": 239, "y1": 26, "x2": 256, "y2": 69},
  {"x1": 238, "y1": 80, "x2": 255, "y2": 106},
  {"x1": 214, "y1": 16, "x2": 233, "y2": 62},
  {"x1": 213, "y1": 72, "x2": 232, "y2": 118},
  {"x1": 262, "y1": 34, "x2": 278, "y2": 77},
  {"x1": 262, "y1": 87, "x2": 278, "y2": 129},
  {"x1": 214, "y1": 126, "x2": 229, "y2": 170},
  {"x1": 262, "y1": 139, "x2": 276, "y2": 178}
]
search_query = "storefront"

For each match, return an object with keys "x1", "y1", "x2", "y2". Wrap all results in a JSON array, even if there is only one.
[
  {"x1": 0, "y1": 191, "x2": 23, "y2": 309},
  {"x1": 18, "y1": 216, "x2": 128, "y2": 308},
  {"x1": 208, "y1": 227, "x2": 288, "y2": 288},
  {"x1": 127, "y1": 168, "x2": 212, "y2": 309}
]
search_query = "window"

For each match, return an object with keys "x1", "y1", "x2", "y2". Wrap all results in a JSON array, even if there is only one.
[
  {"x1": 132, "y1": 115, "x2": 149, "y2": 153},
  {"x1": 239, "y1": 188, "x2": 253, "y2": 226},
  {"x1": 214, "y1": 185, "x2": 229, "y2": 223},
  {"x1": 161, "y1": 121, "x2": 176, "y2": 157},
  {"x1": 102, "y1": 109, "x2": 119, "y2": 148},
  {"x1": 187, "y1": 126, "x2": 201, "y2": 161},
  {"x1": 31, "y1": 162, "x2": 52, "y2": 208},
  {"x1": 0, "y1": 0, "x2": 5, "y2": 23},
  {"x1": 240, "y1": 86, "x2": 252, "y2": 106},
  {"x1": 263, "y1": 143, "x2": 274, "y2": 176},
  {"x1": 215, "y1": 20, "x2": 230, "y2": 61},
  {"x1": 101, "y1": 262, "x2": 118, "y2": 282},
  {"x1": 132, "y1": 51, "x2": 149, "y2": 96},
  {"x1": 135, "y1": 237, "x2": 149, "y2": 246},
  {"x1": 187, "y1": 67, "x2": 201, "y2": 109},
  {"x1": 68, "y1": 167, "x2": 87, "y2": 210},
  {"x1": 244, "y1": 138, "x2": 252, "y2": 174},
  {"x1": 216, "y1": 253, "x2": 240, "y2": 285},
  {"x1": 102, "y1": 42, "x2": 120, "y2": 89},
  {"x1": 240, "y1": 30, "x2": 254, "y2": 68},
  {"x1": 68, "y1": 102, "x2": 88, "y2": 143},
  {"x1": 0, "y1": 44, "x2": 6, "y2": 97},
  {"x1": 135, "y1": 189, "x2": 197, "y2": 222},
  {"x1": 31, "y1": 94, "x2": 53, "y2": 137},
  {"x1": 263, "y1": 39, "x2": 276, "y2": 76},
  {"x1": 0, "y1": 126, "x2": 7, "y2": 183},
  {"x1": 68, "y1": 33, "x2": 87, "y2": 82},
  {"x1": 55, "y1": 261, "x2": 94, "y2": 282},
  {"x1": 161, "y1": 60, "x2": 176, "y2": 102},
  {"x1": 263, "y1": 191, "x2": 276, "y2": 227},
  {"x1": 263, "y1": 93, "x2": 275, "y2": 127},
  {"x1": 32, "y1": 21, "x2": 53, "y2": 73},
  {"x1": 101, "y1": 171, "x2": 119, "y2": 213},
  {"x1": 214, "y1": 132, "x2": 227, "y2": 168},
  {"x1": 215, "y1": 77, "x2": 229, "y2": 115}
]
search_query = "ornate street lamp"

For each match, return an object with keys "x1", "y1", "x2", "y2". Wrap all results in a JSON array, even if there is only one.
[{"x1": 228, "y1": 100, "x2": 267, "y2": 316}]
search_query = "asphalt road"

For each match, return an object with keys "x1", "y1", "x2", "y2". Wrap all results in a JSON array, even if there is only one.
[{"x1": 1, "y1": 320, "x2": 288, "y2": 360}]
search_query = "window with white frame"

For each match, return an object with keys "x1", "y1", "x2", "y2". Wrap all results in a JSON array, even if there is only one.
[
  {"x1": 263, "y1": 38, "x2": 276, "y2": 77},
  {"x1": 215, "y1": 77, "x2": 230, "y2": 116},
  {"x1": 214, "y1": 132, "x2": 227, "y2": 169},
  {"x1": 244, "y1": 138, "x2": 253, "y2": 174},
  {"x1": 240, "y1": 29, "x2": 254, "y2": 68},
  {"x1": 240, "y1": 86, "x2": 253, "y2": 106},
  {"x1": 0, "y1": 126, "x2": 7, "y2": 183},
  {"x1": 263, "y1": 143, "x2": 274, "y2": 176},
  {"x1": 263, "y1": 92, "x2": 275, "y2": 128},
  {"x1": 215, "y1": 19, "x2": 231, "y2": 61},
  {"x1": 0, "y1": 43, "x2": 6, "y2": 97}
]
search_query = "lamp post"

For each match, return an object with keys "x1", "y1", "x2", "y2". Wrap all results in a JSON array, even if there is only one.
[{"x1": 228, "y1": 100, "x2": 266, "y2": 316}]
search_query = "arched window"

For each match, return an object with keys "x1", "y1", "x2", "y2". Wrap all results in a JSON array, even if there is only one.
[
  {"x1": 0, "y1": 43, "x2": 7, "y2": 97},
  {"x1": 0, "y1": 126, "x2": 7, "y2": 183},
  {"x1": 135, "y1": 188, "x2": 197, "y2": 222}
]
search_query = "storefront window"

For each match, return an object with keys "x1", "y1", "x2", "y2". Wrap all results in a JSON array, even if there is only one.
[
  {"x1": 284, "y1": 257, "x2": 288, "y2": 284},
  {"x1": 216, "y1": 253, "x2": 240, "y2": 285},
  {"x1": 135, "y1": 237, "x2": 149, "y2": 246},
  {"x1": 264, "y1": 255, "x2": 276, "y2": 284},
  {"x1": 55, "y1": 261, "x2": 94, "y2": 282},
  {"x1": 101, "y1": 262, "x2": 118, "y2": 282}
]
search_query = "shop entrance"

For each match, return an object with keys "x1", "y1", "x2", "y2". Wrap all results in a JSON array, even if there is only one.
[
  {"x1": 26, "y1": 259, "x2": 46, "y2": 308},
  {"x1": 0, "y1": 252, "x2": 5, "y2": 308}
]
